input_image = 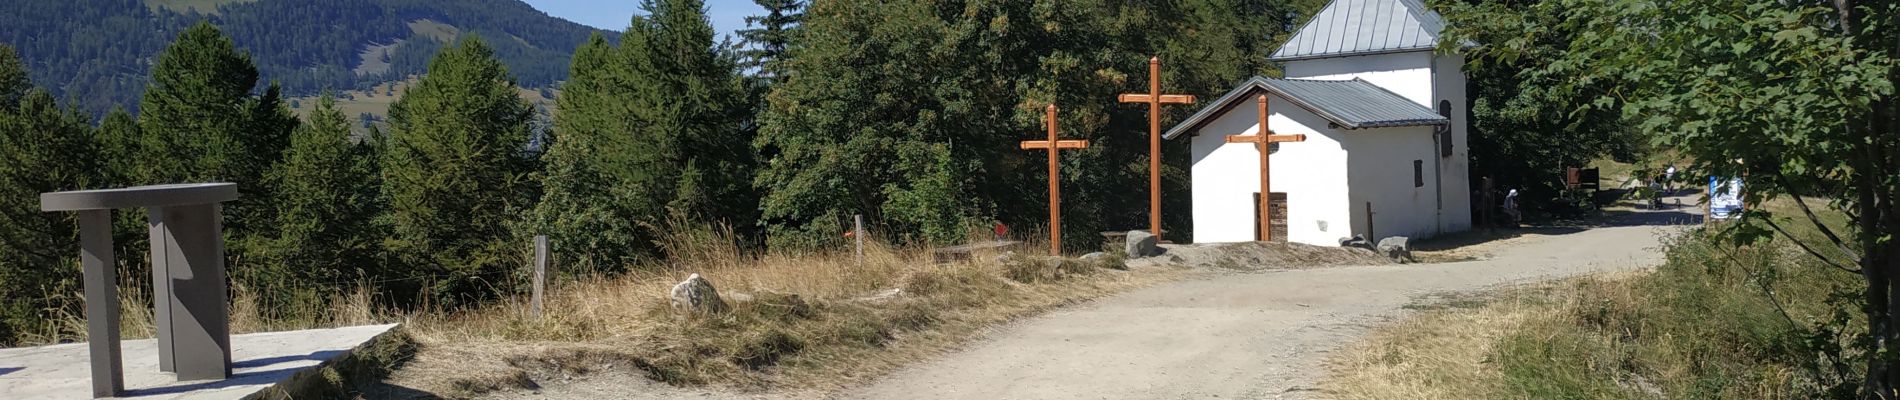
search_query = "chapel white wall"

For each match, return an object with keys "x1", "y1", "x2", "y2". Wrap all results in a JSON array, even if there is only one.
[
  {"x1": 1343, "y1": 126, "x2": 1442, "y2": 240},
  {"x1": 1282, "y1": 51, "x2": 1434, "y2": 106},
  {"x1": 1432, "y1": 54, "x2": 1474, "y2": 233},
  {"x1": 1189, "y1": 95, "x2": 1351, "y2": 246}
]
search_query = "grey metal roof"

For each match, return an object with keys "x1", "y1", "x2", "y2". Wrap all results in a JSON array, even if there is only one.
[
  {"x1": 1163, "y1": 76, "x2": 1447, "y2": 139},
  {"x1": 1270, "y1": 0, "x2": 1445, "y2": 61}
]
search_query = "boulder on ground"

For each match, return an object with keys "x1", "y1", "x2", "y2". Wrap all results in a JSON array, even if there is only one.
[
  {"x1": 1376, "y1": 236, "x2": 1413, "y2": 263},
  {"x1": 1125, "y1": 230, "x2": 1159, "y2": 258},
  {"x1": 669, "y1": 273, "x2": 729, "y2": 315}
]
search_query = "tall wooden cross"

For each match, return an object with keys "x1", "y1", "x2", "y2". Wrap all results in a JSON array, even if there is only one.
[
  {"x1": 1118, "y1": 56, "x2": 1196, "y2": 241},
  {"x1": 1224, "y1": 94, "x2": 1305, "y2": 242},
  {"x1": 1020, "y1": 105, "x2": 1088, "y2": 256}
]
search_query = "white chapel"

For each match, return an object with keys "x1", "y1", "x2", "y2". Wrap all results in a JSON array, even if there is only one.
[{"x1": 1168, "y1": 0, "x2": 1472, "y2": 246}]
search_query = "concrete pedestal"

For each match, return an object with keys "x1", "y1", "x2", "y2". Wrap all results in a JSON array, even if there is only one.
[{"x1": 41, "y1": 183, "x2": 239, "y2": 397}]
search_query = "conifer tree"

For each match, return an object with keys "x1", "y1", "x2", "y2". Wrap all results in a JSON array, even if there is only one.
[
  {"x1": 253, "y1": 94, "x2": 381, "y2": 303},
  {"x1": 0, "y1": 45, "x2": 27, "y2": 109},
  {"x1": 383, "y1": 35, "x2": 535, "y2": 303},
  {"x1": 532, "y1": 34, "x2": 656, "y2": 271},
  {"x1": 535, "y1": 0, "x2": 755, "y2": 271},
  {"x1": 136, "y1": 22, "x2": 298, "y2": 290},
  {"x1": 0, "y1": 89, "x2": 101, "y2": 344},
  {"x1": 736, "y1": 0, "x2": 803, "y2": 80}
]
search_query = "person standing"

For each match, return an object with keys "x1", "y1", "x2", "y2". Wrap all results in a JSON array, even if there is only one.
[
  {"x1": 1503, "y1": 189, "x2": 1521, "y2": 227},
  {"x1": 1664, "y1": 164, "x2": 1677, "y2": 193}
]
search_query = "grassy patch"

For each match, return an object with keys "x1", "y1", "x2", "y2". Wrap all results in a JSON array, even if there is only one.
[{"x1": 1327, "y1": 222, "x2": 1863, "y2": 399}]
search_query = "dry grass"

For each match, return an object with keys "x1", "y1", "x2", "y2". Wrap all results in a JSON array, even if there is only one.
[
  {"x1": 377, "y1": 227, "x2": 1184, "y2": 397},
  {"x1": 1324, "y1": 275, "x2": 1637, "y2": 399},
  {"x1": 1327, "y1": 218, "x2": 1861, "y2": 399}
]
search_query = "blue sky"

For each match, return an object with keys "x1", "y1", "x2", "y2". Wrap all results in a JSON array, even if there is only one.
[{"x1": 522, "y1": 0, "x2": 768, "y2": 41}]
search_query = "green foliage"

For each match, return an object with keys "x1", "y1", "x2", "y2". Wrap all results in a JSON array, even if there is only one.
[
  {"x1": 0, "y1": 45, "x2": 26, "y2": 108},
  {"x1": 754, "y1": 0, "x2": 1318, "y2": 249},
  {"x1": 1461, "y1": 0, "x2": 1896, "y2": 393},
  {"x1": 1435, "y1": 0, "x2": 1644, "y2": 215},
  {"x1": 382, "y1": 36, "x2": 536, "y2": 305},
  {"x1": 736, "y1": 0, "x2": 803, "y2": 80},
  {"x1": 0, "y1": 87, "x2": 100, "y2": 345},
  {"x1": 249, "y1": 94, "x2": 384, "y2": 312},
  {"x1": 533, "y1": 0, "x2": 755, "y2": 272},
  {"x1": 135, "y1": 23, "x2": 300, "y2": 293}
]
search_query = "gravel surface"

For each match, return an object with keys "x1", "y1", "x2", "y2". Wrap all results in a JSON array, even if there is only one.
[{"x1": 480, "y1": 197, "x2": 1702, "y2": 400}]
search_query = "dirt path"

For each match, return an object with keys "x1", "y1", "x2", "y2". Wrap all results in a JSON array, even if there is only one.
[
  {"x1": 836, "y1": 203, "x2": 1701, "y2": 400},
  {"x1": 481, "y1": 199, "x2": 1701, "y2": 400}
]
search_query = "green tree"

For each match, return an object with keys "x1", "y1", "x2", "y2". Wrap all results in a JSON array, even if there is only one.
[
  {"x1": 0, "y1": 89, "x2": 101, "y2": 345},
  {"x1": 736, "y1": 0, "x2": 803, "y2": 80},
  {"x1": 250, "y1": 94, "x2": 382, "y2": 312},
  {"x1": 1436, "y1": 0, "x2": 1640, "y2": 216},
  {"x1": 533, "y1": 0, "x2": 755, "y2": 272},
  {"x1": 1480, "y1": 0, "x2": 1897, "y2": 395},
  {"x1": 383, "y1": 35, "x2": 535, "y2": 304},
  {"x1": 135, "y1": 22, "x2": 293, "y2": 230},
  {"x1": 0, "y1": 45, "x2": 27, "y2": 108},
  {"x1": 136, "y1": 22, "x2": 298, "y2": 291}
]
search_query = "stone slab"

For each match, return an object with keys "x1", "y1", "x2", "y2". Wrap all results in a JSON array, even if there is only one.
[{"x1": 0, "y1": 324, "x2": 398, "y2": 399}]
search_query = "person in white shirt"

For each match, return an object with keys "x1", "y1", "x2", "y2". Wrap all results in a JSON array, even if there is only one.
[
  {"x1": 1502, "y1": 189, "x2": 1520, "y2": 225},
  {"x1": 1664, "y1": 165, "x2": 1677, "y2": 192}
]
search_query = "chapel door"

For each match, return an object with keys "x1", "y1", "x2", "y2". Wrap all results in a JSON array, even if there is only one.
[{"x1": 1253, "y1": 192, "x2": 1289, "y2": 242}]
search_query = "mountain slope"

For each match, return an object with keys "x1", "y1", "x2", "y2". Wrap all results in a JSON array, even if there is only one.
[{"x1": 0, "y1": 0, "x2": 612, "y2": 116}]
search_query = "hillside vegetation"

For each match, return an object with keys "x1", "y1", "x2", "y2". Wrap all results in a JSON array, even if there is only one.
[{"x1": 0, "y1": 0, "x2": 606, "y2": 116}]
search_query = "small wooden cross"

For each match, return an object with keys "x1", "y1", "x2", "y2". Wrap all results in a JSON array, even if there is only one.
[
  {"x1": 1118, "y1": 56, "x2": 1196, "y2": 241},
  {"x1": 1224, "y1": 94, "x2": 1305, "y2": 242},
  {"x1": 1020, "y1": 104, "x2": 1088, "y2": 256}
]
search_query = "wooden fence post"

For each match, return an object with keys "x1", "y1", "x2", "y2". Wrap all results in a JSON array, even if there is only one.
[
  {"x1": 532, "y1": 235, "x2": 547, "y2": 319},
  {"x1": 854, "y1": 215, "x2": 865, "y2": 266}
]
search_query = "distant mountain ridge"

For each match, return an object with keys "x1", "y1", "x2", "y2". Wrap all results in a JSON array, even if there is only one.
[{"x1": 0, "y1": 0, "x2": 614, "y2": 116}]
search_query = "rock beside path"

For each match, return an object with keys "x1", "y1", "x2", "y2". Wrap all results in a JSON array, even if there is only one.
[
  {"x1": 1377, "y1": 236, "x2": 1413, "y2": 263},
  {"x1": 1125, "y1": 230, "x2": 1159, "y2": 258},
  {"x1": 669, "y1": 273, "x2": 729, "y2": 315}
]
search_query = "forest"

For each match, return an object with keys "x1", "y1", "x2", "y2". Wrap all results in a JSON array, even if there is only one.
[
  {"x1": 0, "y1": 0, "x2": 605, "y2": 117},
  {"x1": 0, "y1": 0, "x2": 1634, "y2": 350}
]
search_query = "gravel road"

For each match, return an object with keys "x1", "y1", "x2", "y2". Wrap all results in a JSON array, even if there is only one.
[
  {"x1": 835, "y1": 204, "x2": 1700, "y2": 400},
  {"x1": 484, "y1": 199, "x2": 1702, "y2": 400}
]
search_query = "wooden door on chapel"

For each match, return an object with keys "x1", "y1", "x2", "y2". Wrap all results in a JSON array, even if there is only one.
[{"x1": 1252, "y1": 192, "x2": 1289, "y2": 242}]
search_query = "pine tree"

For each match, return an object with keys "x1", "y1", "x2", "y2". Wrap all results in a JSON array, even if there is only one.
[
  {"x1": 0, "y1": 89, "x2": 101, "y2": 345},
  {"x1": 252, "y1": 94, "x2": 381, "y2": 306},
  {"x1": 135, "y1": 22, "x2": 294, "y2": 234},
  {"x1": 534, "y1": 1, "x2": 756, "y2": 271},
  {"x1": 383, "y1": 35, "x2": 535, "y2": 304},
  {"x1": 532, "y1": 33, "x2": 657, "y2": 271},
  {"x1": 634, "y1": 0, "x2": 754, "y2": 225},
  {"x1": 0, "y1": 45, "x2": 27, "y2": 109},
  {"x1": 736, "y1": 0, "x2": 803, "y2": 80}
]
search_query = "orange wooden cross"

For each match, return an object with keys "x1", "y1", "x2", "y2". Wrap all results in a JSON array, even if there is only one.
[
  {"x1": 1224, "y1": 94, "x2": 1305, "y2": 242},
  {"x1": 1020, "y1": 105, "x2": 1088, "y2": 256},
  {"x1": 1118, "y1": 56, "x2": 1195, "y2": 241}
]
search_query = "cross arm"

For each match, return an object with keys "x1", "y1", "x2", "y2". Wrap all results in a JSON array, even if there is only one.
[
  {"x1": 1020, "y1": 140, "x2": 1090, "y2": 149},
  {"x1": 1224, "y1": 133, "x2": 1307, "y2": 143},
  {"x1": 1117, "y1": 94, "x2": 1196, "y2": 104}
]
